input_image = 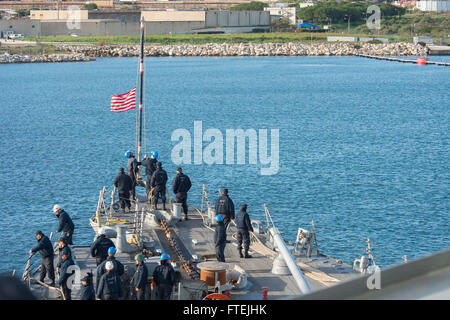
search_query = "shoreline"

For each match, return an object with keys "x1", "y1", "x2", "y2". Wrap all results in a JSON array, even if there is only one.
[
  {"x1": 0, "y1": 53, "x2": 95, "y2": 64},
  {"x1": 1, "y1": 42, "x2": 428, "y2": 64}
]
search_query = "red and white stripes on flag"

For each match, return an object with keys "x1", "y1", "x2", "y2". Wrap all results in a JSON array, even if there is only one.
[{"x1": 110, "y1": 87, "x2": 136, "y2": 113}]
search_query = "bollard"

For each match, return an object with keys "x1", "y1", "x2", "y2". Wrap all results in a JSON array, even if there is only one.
[
  {"x1": 208, "y1": 207, "x2": 216, "y2": 225},
  {"x1": 173, "y1": 202, "x2": 182, "y2": 220},
  {"x1": 116, "y1": 224, "x2": 134, "y2": 253}
]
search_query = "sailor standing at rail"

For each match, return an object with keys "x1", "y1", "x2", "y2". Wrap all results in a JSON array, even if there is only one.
[
  {"x1": 90, "y1": 228, "x2": 116, "y2": 266},
  {"x1": 53, "y1": 204, "x2": 75, "y2": 245},
  {"x1": 114, "y1": 167, "x2": 133, "y2": 213},
  {"x1": 151, "y1": 162, "x2": 168, "y2": 210},
  {"x1": 235, "y1": 204, "x2": 254, "y2": 259},
  {"x1": 172, "y1": 167, "x2": 192, "y2": 220},
  {"x1": 214, "y1": 216, "x2": 227, "y2": 262},
  {"x1": 153, "y1": 253, "x2": 176, "y2": 300},
  {"x1": 125, "y1": 150, "x2": 139, "y2": 201},
  {"x1": 214, "y1": 188, "x2": 235, "y2": 230},
  {"x1": 29, "y1": 230, "x2": 55, "y2": 287},
  {"x1": 140, "y1": 152, "x2": 158, "y2": 197}
]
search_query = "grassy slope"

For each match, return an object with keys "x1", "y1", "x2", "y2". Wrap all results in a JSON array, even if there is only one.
[{"x1": 27, "y1": 32, "x2": 396, "y2": 45}]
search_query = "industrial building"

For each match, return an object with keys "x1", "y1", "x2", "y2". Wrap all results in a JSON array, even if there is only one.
[{"x1": 0, "y1": 9, "x2": 271, "y2": 36}]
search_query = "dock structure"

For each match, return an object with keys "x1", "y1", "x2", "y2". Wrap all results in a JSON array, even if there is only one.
[
  {"x1": 357, "y1": 54, "x2": 450, "y2": 66},
  {"x1": 428, "y1": 45, "x2": 450, "y2": 56}
]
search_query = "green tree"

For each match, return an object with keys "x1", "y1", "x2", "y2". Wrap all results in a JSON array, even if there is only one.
[
  {"x1": 82, "y1": 3, "x2": 98, "y2": 10},
  {"x1": 15, "y1": 9, "x2": 30, "y2": 17},
  {"x1": 296, "y1": 1, "x2": 405, "y2": 23},
  {"x1": 229, "y1": 1, "x2": 268, "y2": 11}
]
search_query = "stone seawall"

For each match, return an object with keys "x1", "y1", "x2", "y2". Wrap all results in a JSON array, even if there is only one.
[
  {"x1": 57, "y1": 42, "x2": 427, "y2": 57},
  {"x1": 0, "y1": 53, "x2": 95, "y2": 64},
  {"x1": 0, "y1": 42, "x2": 427, "y2": 64}
]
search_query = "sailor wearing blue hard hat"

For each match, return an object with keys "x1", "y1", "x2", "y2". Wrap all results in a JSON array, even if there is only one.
[
  {"x1": 153, "y1": 253, "x2": 176, "y2": 300},
  {"x1": 214, "y1": 215, "x2": 227, "y2": 262},
  {"x1": 160, "y1": 253, "x2": 169, "y2": 260}
]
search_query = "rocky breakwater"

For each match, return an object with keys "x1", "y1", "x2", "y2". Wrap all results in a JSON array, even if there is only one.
[
  {"x1": 0, "y1": 53, "x2": 95, "y2": 64},
  {"x1": 56, "y1": 42, "x2": 427, "y2": 57}
]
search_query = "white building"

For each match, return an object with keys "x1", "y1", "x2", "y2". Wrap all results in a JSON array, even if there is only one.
[
  {"x1": 264, "y1": 3, "x2": 297, "y2": 25},
  {"x1": 299, "y1": 1, "x2": 316, "y2": 9},
  {"x1": 415, "y1": 0, "x2": 450, "y2": 11}
]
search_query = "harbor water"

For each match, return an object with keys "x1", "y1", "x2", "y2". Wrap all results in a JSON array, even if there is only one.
[{"x1": 0, "y1": 56, "x2": 449, "y2": 273}]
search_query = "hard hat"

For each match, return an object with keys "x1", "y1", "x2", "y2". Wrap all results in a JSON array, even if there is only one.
[
  {"x1": 97, "y1": 227, "x2": 106, "y2": 235},
  {"x1": 125, "y1": 150, "x2": 131, "y2": 158},
  {"x1": 52, "y1": 204, "x2": 61, "y2": 212},
  {"x1": 135, "y1": 254, "x2": 144, "y2": 262},
  {"x1": 108, "y1": 247, "x2": 116, "y2": 255},
  {"x1": 160, "y1": 253, "x2": 169, "y2": 261},
  {"x1": 151, "y1": 151, "x2": 158, "y2": 159},
  {"x1": 105, "y1": 261, "x2": 114, "y2": 271},
  {"x1": 215, "y1": 215, "x2": 223, "y2": 222}
]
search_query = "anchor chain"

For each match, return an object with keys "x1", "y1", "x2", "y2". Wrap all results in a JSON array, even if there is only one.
[{"x1": 160, "y1": 220, "x2": 200, "y2": 280}]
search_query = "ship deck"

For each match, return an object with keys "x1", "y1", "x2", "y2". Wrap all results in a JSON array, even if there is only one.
[
  {"x1": 166, "y1": 208, "x2": 357, "y2": 299},
  {"x1": 27, "y1": 196, "x2": 358, "y2": 300}
]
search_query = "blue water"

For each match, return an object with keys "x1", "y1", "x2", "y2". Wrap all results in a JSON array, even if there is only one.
[{"x1": 0, "y1": 56, "x2": 449, "y2": 273}]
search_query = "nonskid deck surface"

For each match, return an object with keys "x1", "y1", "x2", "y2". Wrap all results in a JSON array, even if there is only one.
[
  {"x1": 29, "y1": 198, "x2": 358, "y2": 300},
  {"x1": 171, "y1": 210, "x2": 357, "y2": 299}
]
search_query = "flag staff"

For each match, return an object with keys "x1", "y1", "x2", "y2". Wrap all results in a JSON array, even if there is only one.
[{"x1": 137, "y1": 16, "x2": 145, "y2": 162}]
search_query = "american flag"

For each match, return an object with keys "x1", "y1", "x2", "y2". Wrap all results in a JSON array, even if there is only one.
[{"x1": 110, "y1": 87, "x2": 136, "y2": 113}]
